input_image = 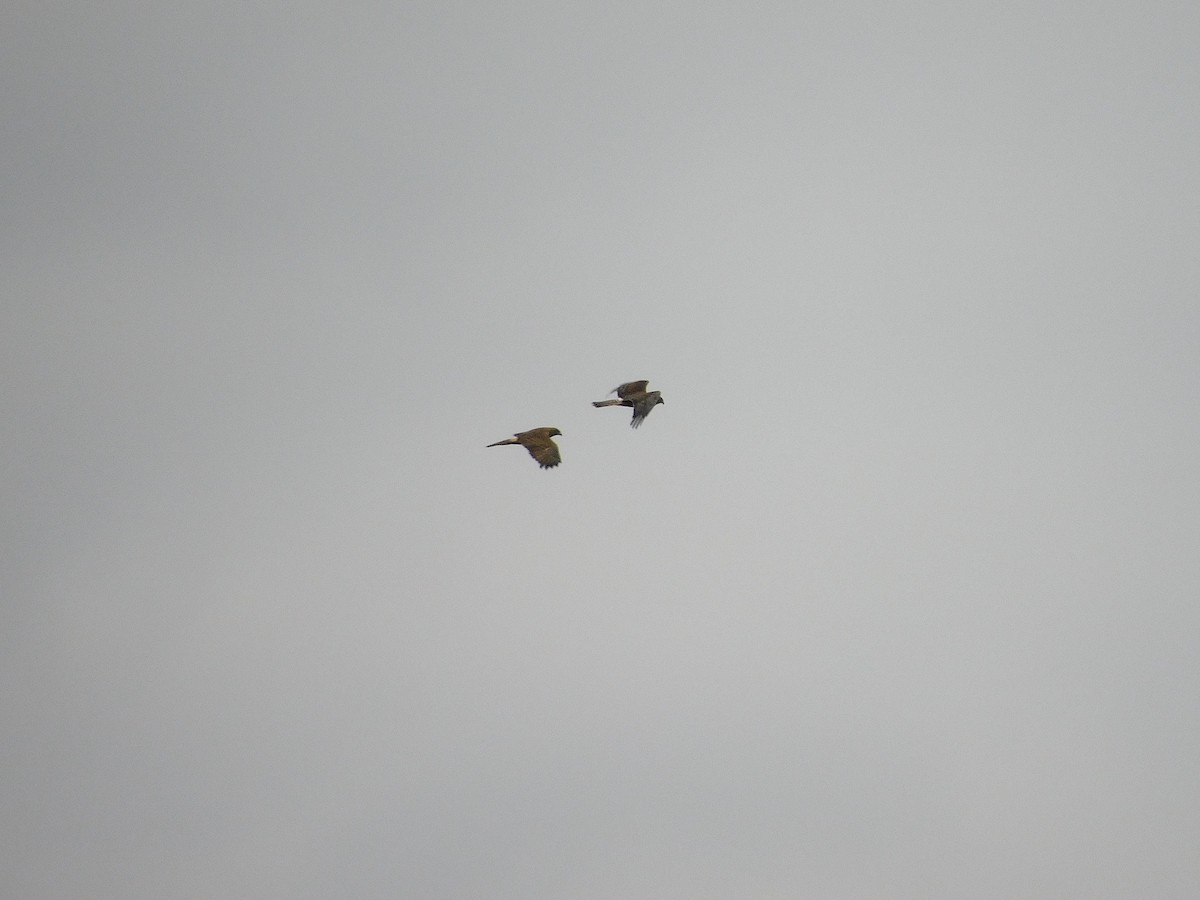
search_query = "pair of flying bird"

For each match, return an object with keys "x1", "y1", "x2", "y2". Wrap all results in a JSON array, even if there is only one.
[{"x1": 487, "y1": 380, "x2": 665, "y2": 469}]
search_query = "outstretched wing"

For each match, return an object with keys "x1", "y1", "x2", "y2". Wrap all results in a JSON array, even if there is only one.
[
  {"x1": 524, "y1": 436, "x2": 561, "y2": 468},
  {"x1": 514, "y1": 428, "x2": 562, "y2": 468},
  {"x1": 614, "y1": 380, "x2": 650, "y2": 400},
  {"x1": 629, "y1": 391, "x2": 662, "y2": 428}
]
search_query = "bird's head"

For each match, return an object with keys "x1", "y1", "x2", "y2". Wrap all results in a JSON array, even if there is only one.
[{"x1": 549, "y1": 427, "x2": 562, "y2": 437}]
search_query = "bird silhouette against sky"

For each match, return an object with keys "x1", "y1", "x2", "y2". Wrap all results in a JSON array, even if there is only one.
[
  {"x1": 486, "y1": 427, "x2": 563, "y2": 469},
  {"x1": 592, "y1": 380, "x2": 665, "y2": 428}
]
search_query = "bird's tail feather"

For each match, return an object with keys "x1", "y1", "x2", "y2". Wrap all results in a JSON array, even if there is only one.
[
  {"x1": 592, "y1": 399, "x2": 623, "y2": 407},
  {"x1": 486, "y1": 438, "x2": 518, "y2": 447}
]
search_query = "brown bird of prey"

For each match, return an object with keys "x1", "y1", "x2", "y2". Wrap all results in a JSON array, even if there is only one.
[
  {"x1": 486, "y1": 427, "x2": 563, "y2": 469},
  {"x1": 592, "y1": 380, "x2": 665, "y2": 429}
]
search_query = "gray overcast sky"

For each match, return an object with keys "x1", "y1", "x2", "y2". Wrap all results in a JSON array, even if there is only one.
[{"x1": 4, "y1": 3, "x2": 1199, "y2": 897}]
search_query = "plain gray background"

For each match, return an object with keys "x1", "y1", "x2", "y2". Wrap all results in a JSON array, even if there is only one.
[{"x1": 4, "y1": 3, "x2": 1199, "y2": 897}]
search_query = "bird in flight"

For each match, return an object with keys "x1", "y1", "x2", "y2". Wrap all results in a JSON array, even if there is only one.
[
  {"x1": 486, "y1": 427, "x2": 563, "y2": 469},
  {"x1": 592, "y1": 380, "x2": 665, "y2": 428}
]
